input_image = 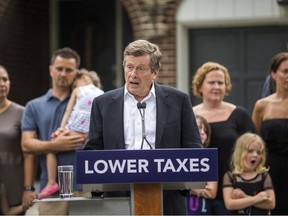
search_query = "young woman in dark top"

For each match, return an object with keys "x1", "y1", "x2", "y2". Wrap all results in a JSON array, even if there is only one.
[{"x1": 252, "y1": 52, "x2": 288, "y2": 215}]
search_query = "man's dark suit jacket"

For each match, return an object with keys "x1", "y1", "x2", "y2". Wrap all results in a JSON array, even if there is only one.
[{"x1": 84, "y1": 83, "x2": 202, "y2": 214}]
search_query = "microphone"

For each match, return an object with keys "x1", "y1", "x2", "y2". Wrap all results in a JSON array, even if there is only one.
[
  {"x1": 137, "y1": 102, "x2": 145, "y2": 109},
  {"x1": 137, "y1": 102, "x2": 152, "y2": 149}
]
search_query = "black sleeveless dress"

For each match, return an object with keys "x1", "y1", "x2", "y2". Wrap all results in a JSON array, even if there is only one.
[
  {"x1": 208, "y1": 107, "x2": 256, "y2": 214},
  {"x1": 261, "y1": 119, "x2": 288, "y2": 215},
  {"x1": 209, "y1": 107, "x2": 256, "y2": 201}
]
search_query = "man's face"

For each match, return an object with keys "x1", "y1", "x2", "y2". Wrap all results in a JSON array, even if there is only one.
[
  {"x1": 49, "y1": 56, "x2": 78, "y2": 90},
  {"x1": 124, "y1": 55, "x2": 158, "y2": 101}
]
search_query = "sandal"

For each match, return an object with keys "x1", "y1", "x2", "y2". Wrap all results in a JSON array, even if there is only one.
[{"x1": 38, "y1": 183, "x2": 59, "y2": 199}]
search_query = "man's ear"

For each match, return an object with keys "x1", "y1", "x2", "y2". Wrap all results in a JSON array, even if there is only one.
[
  {"x1": 49, "y1": 65, "x2": 53, "y2": 77},
  {"x1": 152, "y1": 70, "x2": 159, "y2": 80},
  {"x1": 154, "y1": 69, "x2": 160, "y2": 74}
]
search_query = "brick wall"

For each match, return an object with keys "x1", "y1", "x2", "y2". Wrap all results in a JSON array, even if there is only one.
[
  {"x1": 0, "y1": 0, "x2": 181, "y2": 105},
  {"x1": 121, "y1": 0, "x2": 182, "y2": 87},
  {"x1": 0, "y1": 0, "x2": 49, "y2": 106}
]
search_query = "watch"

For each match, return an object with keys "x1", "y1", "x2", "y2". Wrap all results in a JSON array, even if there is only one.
[{"x1": 24, "y1": 186, "x2": 35, "y2": 191}]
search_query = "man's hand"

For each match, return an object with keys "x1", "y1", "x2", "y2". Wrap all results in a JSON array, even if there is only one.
[
  {"x1": 51, "y1": 127, "x2": 66, "y2": 139},
  {"x1": 50, "y1": 129, "x2": 85, "y2": 152}
]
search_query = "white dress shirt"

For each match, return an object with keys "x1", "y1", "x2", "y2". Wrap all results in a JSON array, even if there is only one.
[{"x1": 124, "y1": 83, "x2": 156, "y2": 150}]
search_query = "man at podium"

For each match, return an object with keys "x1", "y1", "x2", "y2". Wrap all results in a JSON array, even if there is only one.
[{"x1": 84, "y1": 39, "x2": 202, "y2": 215}]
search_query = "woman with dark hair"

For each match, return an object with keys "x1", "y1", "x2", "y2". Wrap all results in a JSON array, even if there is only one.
[
  {"x1": 0, "y1": 65, "x2": 27, "y2": 214},
  {"x1": 252, "y1": 52, "x2": 288, "y2": 215},
  {"x1": 260, "y1": 74, "x2": 276, "y2": 98}
]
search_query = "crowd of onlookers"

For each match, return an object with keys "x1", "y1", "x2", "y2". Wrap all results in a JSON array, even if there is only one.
[{"x1": 0, "y1": 40, "x2": 287, "y2": 215}]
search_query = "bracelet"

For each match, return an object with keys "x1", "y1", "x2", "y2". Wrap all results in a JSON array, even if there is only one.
[{"x1": 24, "y1": 186, "x2": 35, "y2": 191}]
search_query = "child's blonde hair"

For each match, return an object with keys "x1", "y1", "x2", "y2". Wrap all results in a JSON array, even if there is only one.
[{"x1": 231, "y1": 132, "x2": 269, "y2": 175}]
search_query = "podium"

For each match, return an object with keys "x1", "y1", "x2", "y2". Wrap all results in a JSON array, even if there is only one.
[{"x1": 75, "y1": 148, "x2": 218, "y2": 215}]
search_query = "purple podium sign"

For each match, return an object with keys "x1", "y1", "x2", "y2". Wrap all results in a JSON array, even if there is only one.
[{"x1": 76, "y1": 148, "x2": 217, "y2": 184}]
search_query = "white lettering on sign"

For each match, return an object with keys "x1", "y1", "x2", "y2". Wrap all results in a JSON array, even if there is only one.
[
  {"x1": 154, "y1": 158, "x2": 210, "y2": 173},
  {"x1": 84, "y1": 159, "x2": 149, "y2": 174},
  {"x1": 200, "y1": 158, "x2": 209, "y2": 172},
  {"x1": 85, "y1": 160, "x2": 93, "y2": 174},
  {"x1": 138, "y1": 159, "x2": 149, "y2": 173},
  {"x1": 176, "y1": 158, "x2": 189, "y2": 172},
  {"x1": 84, "y1": 158, "x2": 210, "y2": 174},
  {"x1": 190, "y1": 158, "x2": 200, "y2": 172},
  {"x1": 127, "y1": 159, "x2": 137, "y2": 173},
  {"x1": 95, "y1": 160, "x2": 108, "y2": 174},
  {"x1": 108, "y1": 160, "x2": 126, "y2": 173}
]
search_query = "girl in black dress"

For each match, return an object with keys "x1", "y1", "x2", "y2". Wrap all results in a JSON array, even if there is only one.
[{"x1": 222, "y1": 132, "x2": 275, "y2": 215}]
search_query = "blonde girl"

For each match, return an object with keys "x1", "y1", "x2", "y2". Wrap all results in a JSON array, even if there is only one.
[{"x1": 223, "y1": 132, "x2": 275, "y2": 215}]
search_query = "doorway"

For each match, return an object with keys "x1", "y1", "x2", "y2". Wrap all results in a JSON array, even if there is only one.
[
  {"x1": 57, "y1": 0, "x2": 132, "y2": 91},
  {"x1": 189, "y1": 26, "x2": 288, "y2": 114}
]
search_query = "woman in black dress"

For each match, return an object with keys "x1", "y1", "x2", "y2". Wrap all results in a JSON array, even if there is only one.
[
  {"x1": 192, "y1": 62, "x2": 256, "y2": 215},
  {"x1": 252, "y1": 52, "x2": 288, "y2": 215}
]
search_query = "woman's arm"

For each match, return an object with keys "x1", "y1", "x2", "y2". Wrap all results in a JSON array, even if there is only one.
[
  {"x1": 190, "y1": 181, "x2": 218, "y2": 199},
  {"x1": 22, "y1": 153, "x2": 37, "y2": 210},
  {"x1": 252, "y1": 99, "x2": 265, "y2": 132},
  {"x1": 1, "y1": 183, "x2": 27, "y2": 215}
]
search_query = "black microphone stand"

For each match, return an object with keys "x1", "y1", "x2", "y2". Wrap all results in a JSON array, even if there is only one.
[{"x1": 137, "y1": 102, "x2": 153, "y2": 150}]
